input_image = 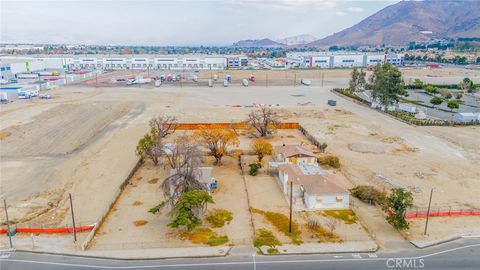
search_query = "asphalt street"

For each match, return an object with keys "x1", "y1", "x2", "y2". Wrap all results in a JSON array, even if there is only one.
[{"x1": 1, "y1": 238, "x2": 479, "y2": 270}]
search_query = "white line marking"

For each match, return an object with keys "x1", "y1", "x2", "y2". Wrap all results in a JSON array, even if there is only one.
[
  {"x1": 368, "y1": 254, "x2": 378, "y2": 258},
  {"x1": 0, "y1": 244, "x2": 479, "y2": 269},
  {"x1": 352, "y1": 254, "x2": 362, "y2": 258}
]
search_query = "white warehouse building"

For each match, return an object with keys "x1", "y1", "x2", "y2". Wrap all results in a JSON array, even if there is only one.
[
  {"x1": 287, "y1": 52, "x2": 404, "y2": 69},
  {"x1": 1, "y1": 55, "x2": 248, "y2": 72}
]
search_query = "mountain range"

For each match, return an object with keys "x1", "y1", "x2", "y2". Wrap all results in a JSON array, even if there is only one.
[{"x1": 233, "y1": 0, "x2": 480, "y2": 48}]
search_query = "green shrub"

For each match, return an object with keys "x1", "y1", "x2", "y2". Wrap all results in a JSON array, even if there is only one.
[
  {"x1": 249, "y1": 162, "x2": 262, "y2": 176},
  {"x1": 267, "y1": 248, "x2": 279, "y2": 254},
  {"x1": 206, "y1": 209, "x2": 233, "y2": 228}
]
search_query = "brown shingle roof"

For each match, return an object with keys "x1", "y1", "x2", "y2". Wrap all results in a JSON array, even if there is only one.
[
  {"x1": 300, "y1": 175, "x2": 347, "y2": 196},
  {"x1": 275, "y1": 145, "x2": 316, "y2": 158},
  {"x1": 278, "y1": 164, "x2": 347, "y2": 196}
]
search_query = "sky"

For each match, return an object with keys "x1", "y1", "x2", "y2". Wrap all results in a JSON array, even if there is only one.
[{"x1": 0, "y1": 0, "x2": 398, "y2": 46}]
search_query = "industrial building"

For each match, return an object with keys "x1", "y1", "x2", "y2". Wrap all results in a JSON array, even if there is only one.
[
  {"x1": 0, "y1": 57, "x2": 67, "y2": 80},
  {"x1": 286, "y1": 52, "x2": 404, "y2": 68},
  {"x1": 0, "y1": 55, "x2": 249, "y2": 73}
]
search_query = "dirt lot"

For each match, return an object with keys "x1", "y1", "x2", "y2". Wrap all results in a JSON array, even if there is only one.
[
  {"x1": 92, "y1": 129, "x2": 370, "y2": 250},
  {"x1": 87, "y1": 67, "x2": 480, "y2": 88},
  {"x1": 1, "y1": 67, "x2": 479, "y2": 249},
  {"x1": 91, "y1": 155, "x2": 253, "y2": 250}
]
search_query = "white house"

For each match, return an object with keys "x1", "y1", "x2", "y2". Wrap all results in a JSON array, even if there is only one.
[{"x1": 277, "y1": 163, "x2": 349, "y2": 210}]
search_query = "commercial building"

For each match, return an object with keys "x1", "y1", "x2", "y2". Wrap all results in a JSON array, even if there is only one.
[
  {"x1": 287, "y1": 52, "x2": 404, "y2": 68},
  {"x1": 1, "y1": 55, "x2": 249, "y2": 72},
  {"x1": 0, "y1": 58, "x2": 58, "y2": 81}
]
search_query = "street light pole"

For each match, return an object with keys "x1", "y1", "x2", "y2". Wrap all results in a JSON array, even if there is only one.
[
  {"x1": 289, "y1": 181, "x2": 293, "y2": 233},
  {"x1": 69, "y1": 193, "x2": 77, "y2": 242},
  {"x1": 3, "y1": 199, "x2": 13, "y2": 249},
  {"x1": 423, "y1": 188, "x2": 434, "y2": 236}
]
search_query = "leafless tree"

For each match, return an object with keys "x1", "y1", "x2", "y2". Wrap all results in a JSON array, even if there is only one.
[
  {"x1": 246, "y1": 106, "x2": 280, "y2": 137},
  {"x1": 150, "y1": 115, "x2": 179, "y2": 139},
  {"x1": 161, "y1": 136, "x2": 205, "y2": 207},
  {"x1": 324, "y1": 217, "x2": 339, "y2": 233}
]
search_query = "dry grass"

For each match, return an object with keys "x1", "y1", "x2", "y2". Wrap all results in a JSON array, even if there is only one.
[
  {"x1": 180, "y1": 228, "x2": 229, "y2": 246},
  {"x1": 318, "y1": 155, "x2": 341, "y2": 168},
  {"x1": 0, "y1": 130, "x2": 11, "y2": 140},
  {"x1": 132, "y1": 201, "x2": 143, "y2": 206},
  {"x1": 307, "y1": 224, "x2": 342, "y2": 243},
  {"x1": 206, "y1": 209, "x2": 233, "y2": 228},
  {"x1": 251, "y1": 208, "x2": 303, "y2": 245},
  {"x1": 381, "y1": 136, "x2": 404, "y2": 144},
  {"x1": 254, "y1": 228, "x2": 281, "y2": 248},
  {"x1": 322, "y1": 210, "x2": 358, "y2": 224},
  {"x1": 133, "y1": 220, "x2": 149, "y2": 227},
  {"x1": 147, "y1": 178, "x2": 159, "y2": 184}
]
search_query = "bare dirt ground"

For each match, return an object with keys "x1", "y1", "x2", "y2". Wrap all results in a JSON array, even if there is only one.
[
  {"x1": 91, "y1": 156, "x2": 252, "y2": 250},
  {"x1": 1, "y1": 67, "x2": 479, "y2": 251},
  {"x1": 92, "y1": 130, "x2": 369, "y2": 251}
]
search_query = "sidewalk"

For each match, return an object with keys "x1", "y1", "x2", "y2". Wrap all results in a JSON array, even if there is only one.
[
  {"x1": 259, "y1": 241, "x2": 378, "y2": 255},
  {"x1": 351, "y1": 199, "x2": 413, "y2": 252},
  {"x1": 82, "y1": 246, "x2": 231, "y2": 259},
  {"x1": 1, "y1": 235, "x2": 231, "y2": 260}
]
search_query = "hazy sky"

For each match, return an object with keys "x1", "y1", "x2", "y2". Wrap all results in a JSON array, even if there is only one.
[{"x1": 0, "y1": 0, "x2": 397, "y2": 46}]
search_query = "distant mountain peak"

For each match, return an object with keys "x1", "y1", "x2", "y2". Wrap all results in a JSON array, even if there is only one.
[
  {"x1": 233, "y1": 38, "x2": 285, "y2": 48},
  {"x1": 276, "y1": 34, "x2": 317, "y2": 46},
  {"x1": 308, "y1": 0, "x2": 480, "y2": 47}
]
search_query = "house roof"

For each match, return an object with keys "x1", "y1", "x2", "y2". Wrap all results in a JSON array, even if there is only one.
[
  {"x1": 278, "y1": 164, "x2": 346, "y2": 196},
  {"x1": 300, "y1": 175, "x2": 347, "y2": 196},
  {"x1": 275, "y1": 145, "x2": 316, "y2": 158}
]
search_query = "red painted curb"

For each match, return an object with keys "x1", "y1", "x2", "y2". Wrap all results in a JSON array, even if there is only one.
[
  {"x1": 406, "y1": 211, "x2": 480, "y2": 219},
  {"x1": 1, "y1": 225, "x2": 94, "y2": 234}
]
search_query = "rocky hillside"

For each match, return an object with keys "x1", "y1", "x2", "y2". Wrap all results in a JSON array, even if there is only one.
[{"x1": 308, "y1": 0, "x2": 480, "y2": 47}]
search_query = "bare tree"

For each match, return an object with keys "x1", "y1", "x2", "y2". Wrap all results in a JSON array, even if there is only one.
[
  {"x1": 246, "y1": 106, "x2": 279, "y2": 137},
  {"x1": 150, "y1": 115, "x2": 179, "y2": 139},
  {"x1": 161, "y1": 137, "x2": 205, "y2": 207},
  {"x1": 324, "y1": 217, "x2": 339, "y2": 233}
]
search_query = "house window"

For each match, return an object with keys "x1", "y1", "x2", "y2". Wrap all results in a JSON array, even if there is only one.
[{"x1": 336, "y1": 196, "x2": 343, "y2": 202}]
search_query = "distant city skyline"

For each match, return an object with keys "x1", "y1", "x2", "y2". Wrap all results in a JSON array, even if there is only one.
[{"x1": 1, "y1": 0, "x2": 397, "y2": 46}]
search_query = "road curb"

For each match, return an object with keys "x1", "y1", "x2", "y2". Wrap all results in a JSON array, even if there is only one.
[
  {"x1": 259, "y1": 249, "x2": 379, "y2": 256},
  {"x1": 410, "y1": 236, "x2": 462, "y2": 249},
  {"x1": 14, "y1": 246, "x2": 233, "y2": 261}
]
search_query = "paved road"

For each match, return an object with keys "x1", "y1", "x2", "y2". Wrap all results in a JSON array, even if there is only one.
[{"x1": 1, "y1": 238, "x2": 479, "y2": 270}]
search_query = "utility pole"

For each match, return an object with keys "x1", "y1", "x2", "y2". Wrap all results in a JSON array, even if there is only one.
[
  {"x1": 95, "y1": 73, "x2": 98, "y2": 88},
  {"x1": 266, "y1": 72, "x2": 268, "y2": 88},
  {"x1": 294, "y1": 73, "x2": 296, "y2": 87},
  {"x1": 423, "y1": 188, "x2": 434, "y2": 236},
  {"x1": 3, "y1": 199, "x2": 13, "y2": 249},
  {"x1": 321, "y1": 72, "x2": 325, "y2": 87},
  {"x1": 69, "y1": 193, "x2": 77, "y2": 242},
  {"x1": 289, "y1": 181, "x2": 293, "y2": 233}
]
